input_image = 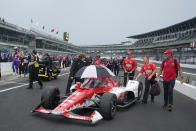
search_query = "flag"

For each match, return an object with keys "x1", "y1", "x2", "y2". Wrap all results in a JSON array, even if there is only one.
[{"x1": 51, "y1": 29, "x2": 55, "y2": 32}]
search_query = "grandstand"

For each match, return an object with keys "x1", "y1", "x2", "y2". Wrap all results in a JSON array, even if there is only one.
[
  {"x1": 0, "y1": 16, "x2": 196, "y2": 63},
  {"x1": 82, "y1": 17, "x2": 196, "y2": 64},
  {"x1": 0, "y1": 19, "x2": 80, "y2": 55}
]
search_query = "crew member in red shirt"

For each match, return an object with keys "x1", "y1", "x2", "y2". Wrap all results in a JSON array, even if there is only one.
[
  {"x1": 95, "y1": 55, "x2": 101, "y2": 65},
  {"x1": 122, "y1": 51, "x2": 137, "y2": 86},
  {"x1": 156, "y1": 49, "x2": 184, "y2": 111},
  {"x1": 135, "y1": 56, "x2": 157, "y2": 104}
]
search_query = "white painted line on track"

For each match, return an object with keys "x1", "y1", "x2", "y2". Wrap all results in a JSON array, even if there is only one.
[
  {"x1": 0, "y1": 83, "x2": 29, "y2": 93},
  {"x1": 58, "y1": 72, "x2": 69, "y2": 77},
  {"x1": 0, "y1": 72, "x2": 69, "y2": 93}
]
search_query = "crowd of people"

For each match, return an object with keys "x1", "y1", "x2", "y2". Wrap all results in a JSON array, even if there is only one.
[{"x1": 0, "y1": 46, "x2": 184, "y2": 112}]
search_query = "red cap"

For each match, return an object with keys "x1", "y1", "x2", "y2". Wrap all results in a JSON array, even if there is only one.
[
  {"x1": 127, "y1": 51, "x2": 132, "y2": 55},
  {"x1": 164, "y1": 49, "x2": 173, "y2": 55}
]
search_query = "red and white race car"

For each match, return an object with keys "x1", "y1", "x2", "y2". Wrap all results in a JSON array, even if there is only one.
[{"x1": 32, "y1": 77, "x2": 143, "y2": 124}]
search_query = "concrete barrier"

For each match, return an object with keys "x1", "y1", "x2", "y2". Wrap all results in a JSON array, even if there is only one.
[
  {"x1": 0, "y1": 62, "x2": 13, "y2": 75},
  {"x1": 175, "y1": 81, "x2": 196, "y2": 100}
]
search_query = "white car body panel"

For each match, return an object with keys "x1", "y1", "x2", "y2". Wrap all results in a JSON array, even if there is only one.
[{"x1": 109, "y1": 80, "x2": 139, "y2": 98}]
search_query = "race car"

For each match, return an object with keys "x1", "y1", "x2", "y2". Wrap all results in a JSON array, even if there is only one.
[
  {"x1": 32, "y1": 77, "x2": 143, "y2": 124},
  {"x1": 38, "y1": 61, "x2": 60, "y2": 80}
]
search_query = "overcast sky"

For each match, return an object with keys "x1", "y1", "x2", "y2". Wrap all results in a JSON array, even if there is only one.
[{"x1": 0, "y1": 0, "x2": 196, "y2": 45}]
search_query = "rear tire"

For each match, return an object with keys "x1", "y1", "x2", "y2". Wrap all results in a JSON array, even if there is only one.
[
  {"x1": 99, "y1": 93, "x2": 117, "y2": 120},
  {"x1": 41, "y1": 87, "x2": 60, "y2": 109},
  {"x1": 137, "y1": 82, "x2": 143, "y2": 100}
]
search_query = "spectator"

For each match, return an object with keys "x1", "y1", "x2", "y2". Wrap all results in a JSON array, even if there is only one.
[
  {"x1": 12, "y1": 47, "x2": 20, "y2": 75},
  {"x1": 113, "y1": 58, "x2": 120, "y2": 76},
  {"x1": 3, "y1": 51, "x2": 9, "y2": 62},
  {"x1": 23, "y1": 51, "x2": 30, "y2": 76},
  {"x1": 18, "y1": 51, "x2": 24, "y2": 77}
]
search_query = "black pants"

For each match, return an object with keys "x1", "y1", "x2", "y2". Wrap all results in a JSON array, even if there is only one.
[
  {"x1": 124, "y1": 71, "x2": 135, "y2": 87},
  {"x1": 66, "y1": 76, "x2": 84, "y2": 93},
  {"x1": 142, "y1": 76, "x2": 156, "y2": 103},
  {"x1": 63, "y1": 61, "x2": 66, "y2": 68},
  {"x1": 19, "y1": 64, "x2": 24, "y2": 75},
  {"x1": 163, "y1": 80, "x2": 175, "y2": 105},
  {"x1": 114, "y1": 67, "x2": 119, "y2": 76},
  {"x1": 29, "y1": 67, "x2": 43, "y2": 88}
]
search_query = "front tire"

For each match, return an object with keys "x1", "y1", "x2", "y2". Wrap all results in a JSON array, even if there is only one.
[
  {"x1": 41, "y1": 87, "x2": 60, "y2": 109},
  {"x1": 99, "y1": 93, "x2": 117, "y2": 120}
]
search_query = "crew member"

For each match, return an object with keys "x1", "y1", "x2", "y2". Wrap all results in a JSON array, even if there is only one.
[
  {"x1": 66, "y1": 54, "x2": 86, "y2": 94},
  {"x1": 122, "y1": 51, "x2": 137, "y2": 86},
  {"x1": 27, "y1": 50, "x2": 43, "y2": 89},
  {"x1": 135, "y1": 56, "x2": 157, "y2": 104},
  {"x1": 156, "y1": 49, "x2": 184, "y2": 111}
]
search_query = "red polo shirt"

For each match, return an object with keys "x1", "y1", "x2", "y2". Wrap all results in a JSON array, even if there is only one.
[
  {"x1": 160, "y1": 58, "x2": 181, "y2": 81},
  {"x1": 95, "y1": 60, "x2": 101, "y2": 65},
  {"x1": 122, "y1": 58, "x2": 137, "y2": 71},
  {"x1": 140, "y1": 62, "x2": 156, "y2": 78}
]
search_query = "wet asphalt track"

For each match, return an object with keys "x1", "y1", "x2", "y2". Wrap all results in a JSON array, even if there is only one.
[{"x1": 0, "y1": 68, "x2": 196, "y2": 131}]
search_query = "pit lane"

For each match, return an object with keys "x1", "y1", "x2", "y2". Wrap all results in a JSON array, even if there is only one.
[{"x1": 0, "y1": 68, "x2": 196, "y2": 131}]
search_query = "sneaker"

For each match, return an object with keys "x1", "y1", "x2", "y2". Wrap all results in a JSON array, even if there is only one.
[
  {"x1": 168, "y1": 104, "x2": 173, "y2": 112},
  {"x1": 141, "y1": 100, "x2": 147, "y2": 104}
]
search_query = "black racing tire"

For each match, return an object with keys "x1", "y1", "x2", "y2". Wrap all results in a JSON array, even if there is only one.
[
  {"x1": 41, "y1": 87, "x2": 60, "y2": 109},
  {"x1": 137, "y1": 82, "x2": 143, "y2": 100},
  {"x1": 99, "y1": 93, "x2": 117, "y2": 120}
]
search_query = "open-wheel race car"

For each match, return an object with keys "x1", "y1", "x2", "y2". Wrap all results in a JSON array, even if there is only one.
[
  {"x1": 32, "y1": 65, "x2": 143, "y2": 124},
  {"x1": 38, "y1": 61, "x2": 60, "y2": 81}
]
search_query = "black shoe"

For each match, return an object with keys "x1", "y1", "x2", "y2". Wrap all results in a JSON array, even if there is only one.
[
  {"x1": 40, "y1": 84, "x2": 43, "y2": 89},
  {"x1": 168, "y1": 104, "x2": 173, "y2": 112},
  {"x1": 141, "y1": 100, "x2": 147, "y2": 104},
  {"x1": 26, "y1": 86, "x2": 33, "y2": 89}
]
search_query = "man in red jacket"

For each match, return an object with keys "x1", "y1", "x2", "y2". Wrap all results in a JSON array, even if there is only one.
[
  {"x1": 122, "y1": 51, "x2": 137, "y2": 86},
  {"x1": 156, "y1": 49, "x2": 184, "y2": 111},
  {"x1": 135, "y1": 56, "x2": 157, "y2": 104}
]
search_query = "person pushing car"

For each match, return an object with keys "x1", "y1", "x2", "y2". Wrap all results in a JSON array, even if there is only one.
[
  {"x1": 122, "y1": 51, "x2": 137, "y2": 86},
  {"x1": 66, "y1": 54, "x2": 86, "y2": 94},
  {"x1": 135, "y1": 56, "x2": 157, "y2": 104}
]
